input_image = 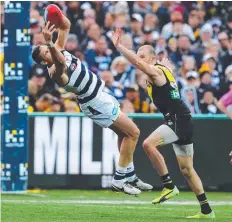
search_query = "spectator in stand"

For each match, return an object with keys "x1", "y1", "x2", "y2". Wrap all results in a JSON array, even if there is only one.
[
  {"x1": 124, "y1": 84, "x2": 144, "y2": 113},
  {"x1": 204, "y1": 39, "x2": 220, "y2": 59},
  {"x1": 161, "y1": 5, "x2": 195, "y2": 42},
  {"x1": 167, "y1": 37, "x2": 177, "y2": 53},
  {"x1": 221, "y1": 33, "x2": 232, "y2": 73},
  {"x1": 65, "y1": 34, "x2": 79, "y2": 54},
  {"x1": 179, "y1": 56, "x2": 197, "y2": 79},
  {"x1": 143, "y1": 13, "x2": 160, "y2": 42},
  {"x1": 198, "y1": 63, "x2": 215, "y2": 99},
  {"x1": 84, "y1": 36, "x2": 112, "y2": 75},
  {"x1": 130, "y1": 13, "x2": 143, "y2": 51},
  {"x1": 80, "y1": 23, "x2": 102, "y2": 51},
  {"x1": 188, "y1": 8, "x2": 201, "y2": 44},
  {"x1": 186, "y1": 70, "x2": 200, "y2": 89},
  {"x1": 120, "y1": 34, "x2": 134, "y2": 51},
  {"x1": 73, "y1": 8, "x2": 97, "y2": 43},
  {"x1": 28, "y1": 64, "x2": 50, "y2": 111},
  {"x1": 104, "y1": 12, "x2": 115, "y2": 33},
  {"x1": 50, "y1": 97, "x2": 62, "y2": 112},
  {"x1": 169, "y1": 34, "x2": 201, "y2": 68},
  {"x1": 35, "y1": 93, "x2": 54, "y2": 112},
  {"x1": 195, "y1": 23, "x2": 213, "y2": 52},
  {"x1": 218, "y1": 31, "x2": 229, "y2": 57},
  {"x1": 200, "y1": 89, "x2": 220, "y2": 114},
  {"x1": 156, "y1": 36, "x2": 167, "y2": 49},
  {"x1": 155, "y1": 47, "x2": 168, "y2": 62},
  {"x1": 32, "y1": 32, "x2": 46, "y2": 46},
  {"x1": 64, "y1": 100, "x2": 80, "y2": 112},
  {"x1": 141, "y1": 27, "x2": 155, "y2": 47},
  {"x1": 225, "y1": 14, "x2": 232, "y2": 36},
  {"x1": 181, "y1": 87, "x2": 201, "y2": 114},
  {"x1": 101, "y1": 70, "x2": 124, "y2": 103},
  {"x1": 30, "y1": 19, "x2": 41, "y2": 35},
  {"x1": 111, "y1": 56, "x2": 135, "y2": 89},
  {"x1": 114, "y1": 13, "x2": 129, "y2": 30},
  {"x1": 144, "y1": 13, "x2": 159, "y2": 31},
  {"x1": 133, "y1": 1, "x2": 153, "y2": 17},
  {"x1": 121, "y1": 99, "x2": 135, "y2": 113},
  {"x1": 195, "y1": 3, "x2": 206, "y2": 24},
  {"x1": 202, "y1": 54, "x2": 220, "y2": 89},
  {"x1": 155, "y1": 1, "x2": 172, "y2": 29}
]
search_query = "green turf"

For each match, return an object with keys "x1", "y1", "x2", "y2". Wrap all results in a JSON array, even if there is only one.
[{"x1": 2, "y1": 190, "x2": 232, "y2": 222}]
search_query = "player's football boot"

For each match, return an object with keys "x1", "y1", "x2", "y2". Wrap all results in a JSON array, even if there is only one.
[
  {"x1": 129, "y1": 177, "x2": 153, "y2": 191},
  {"x1": 186, "y1": 211, "x2": 216, "y2": 219},
  {"x1": 152, "y1": 186, "x2": 179, "y2": 204},
  {"x1": 111, "y1": 181, "x2": 141, "y2": 196}
]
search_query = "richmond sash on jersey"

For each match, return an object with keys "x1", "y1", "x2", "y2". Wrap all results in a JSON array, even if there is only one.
[{"x1": 61, "y1": 50, "x2": 105, "y2": 104}]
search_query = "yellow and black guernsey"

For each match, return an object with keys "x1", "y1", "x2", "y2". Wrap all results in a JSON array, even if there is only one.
[
  {"x1": 147, "y1": 64, "x2": 193, "y2": 145},
  {"x1": 146, "y1": 64, "x2": 190, "y2": 116}
]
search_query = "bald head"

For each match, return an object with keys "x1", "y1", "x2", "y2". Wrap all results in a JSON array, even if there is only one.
[
  {"x1": 137, "y1": 45, "x2": 156, "y2": 65},
  {"x1": 138, "y1": 45, "x2": 155, "y2": 56}
]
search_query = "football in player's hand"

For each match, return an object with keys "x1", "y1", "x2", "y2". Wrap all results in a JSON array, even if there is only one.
[{"x1": 44, "y1": 4, "x2": 63, "y2": 28}]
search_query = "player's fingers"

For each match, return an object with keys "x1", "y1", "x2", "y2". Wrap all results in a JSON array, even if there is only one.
[
  {"x1": 51, "y1": 28, "x2": 57, "y2": 34},
  {"x1": 49, "y1": 24, "x2": 56, "y2": 31},
  {"x1": 45, "y1": 21, "x2": 50, "y2": 29}
]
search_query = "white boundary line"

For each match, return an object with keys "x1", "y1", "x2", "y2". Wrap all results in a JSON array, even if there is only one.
[{"x1": 2, "y1": 200, "x2": 232, "y2": 206}]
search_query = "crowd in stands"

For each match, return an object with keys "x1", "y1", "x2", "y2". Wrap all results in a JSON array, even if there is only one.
[{"x1": 1, "y1": 1, "x2": 232, "y2": 115}]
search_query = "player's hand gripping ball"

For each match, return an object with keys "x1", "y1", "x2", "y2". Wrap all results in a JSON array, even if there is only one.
[{"x1": 44, "y1": 4, "x2": 63, "y2": 28}]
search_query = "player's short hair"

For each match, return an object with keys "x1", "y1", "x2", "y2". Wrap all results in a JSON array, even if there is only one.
[
  {"x1": 32, "y1": 45, "x2": 43, "y2": 64},
  {"x1": 138, "y1": 45, "x2": 155, "y2": 56}
]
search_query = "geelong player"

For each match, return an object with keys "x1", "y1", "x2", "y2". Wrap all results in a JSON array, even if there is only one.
[
  {"x1": 112, "y1": 28, "x2": 215, "y2": 219},
  {"x1": 32, "y1": 14, "x2": 152, "y2": 195}
]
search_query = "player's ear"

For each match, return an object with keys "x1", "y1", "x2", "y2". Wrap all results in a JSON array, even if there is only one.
[{"x1": 152, "y1": 56, "x2": 156, "y2": 63}]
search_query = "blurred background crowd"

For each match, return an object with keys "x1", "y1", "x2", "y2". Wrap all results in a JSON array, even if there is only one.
[{"x1": 1, "y1": 1, "x2": 232, "y2": 114}]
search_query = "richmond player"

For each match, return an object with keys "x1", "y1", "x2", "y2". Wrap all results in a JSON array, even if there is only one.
[{"x1": 112, "y1": 28, "x2": 215, "y2": 219}]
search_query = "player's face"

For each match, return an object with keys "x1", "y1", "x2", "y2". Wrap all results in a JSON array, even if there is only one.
[
  {"x1": 39, "y1": 45, "x2": 53, "y2": 65},
  {"x1": 137, "y1": 48, "x2": 155, "y2": 64}
]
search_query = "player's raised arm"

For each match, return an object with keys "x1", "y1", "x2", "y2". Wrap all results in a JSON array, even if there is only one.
[
  {"x1": 112, "y1": 28, "x2": 162, "y2": 79},
  {"x1": 42, "y1": 21, "x2": 68, "y2": 85},
  {"x1": 55, "y1": 15, "x2": 71, "y2": 49},
  {"x1": 42, "y1": 21, "x2": 66, "y2": 67}
]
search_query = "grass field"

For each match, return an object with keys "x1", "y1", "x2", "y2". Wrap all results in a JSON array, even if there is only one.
[{"x1": 2, "y1": 190, "x2": 232, "y2": 222}]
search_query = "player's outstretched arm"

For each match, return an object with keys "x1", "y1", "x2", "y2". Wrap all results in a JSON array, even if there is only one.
[
  {"x1": 216, "y1": 100, "x2": 232, "y2": 120},
  {"x1": 42, "y1": 21, "x2": 68, "y2": 85},
  {"x1": 55, "y1": 15, "x2": 71, "y2": 49},
  {"x1": 112, "y1": 28, "x2": 162, "y2": 79}
]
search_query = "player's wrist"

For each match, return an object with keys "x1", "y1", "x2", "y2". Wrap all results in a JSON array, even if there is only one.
[{"x1": 47, "y1": 41, "x2": 54, "y2": 48}]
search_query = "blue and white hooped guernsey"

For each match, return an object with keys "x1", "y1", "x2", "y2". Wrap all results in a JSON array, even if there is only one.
[{"x1": 60, "y1": 50, "x2": 105, "y2": 104}]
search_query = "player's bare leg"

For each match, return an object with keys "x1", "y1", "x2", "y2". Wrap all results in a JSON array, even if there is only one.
[
  {"x1": 109, "y1": 112, "x2": 141, "y2": 195},
  {"x1": 176, "y1": 155, "x2": 215, "y2": 219},
  {"x1": 143, "y1": 132, "x2": 169, "y2": 175},
  {"x1": 110, "y1": 112, "x2": 152, "y2": 195},
  {"x1": 143, "y1": 131, "x2": 179, "y2": 204},
  {"x1": 114, "y1": 124, "x2": 153, "y2": 191}
]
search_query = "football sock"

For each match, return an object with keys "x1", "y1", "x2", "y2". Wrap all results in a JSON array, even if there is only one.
[
  {"x1": 125, "y1": 162, "x2": 137, "y2": 182},
  {"x1": 112, "y1": 165, "x2": 127, "y2": 188},
  {"x1": 197, "y1": 193, "x2": 212, "y2": 214},
  {"x1": 161, "y1": 173, "x2": 175, "y2": 190}
]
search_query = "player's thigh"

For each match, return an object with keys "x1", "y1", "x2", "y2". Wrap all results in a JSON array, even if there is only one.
[
  {"x1": 110, "y1": 111, "x2": 140, "y2": 138},
  {"x1": 145, "y1": 124, "x2": 179, "y2": 148},
  {"x1": 174, "y1": 143, "x2": 194, "y2": 169}
]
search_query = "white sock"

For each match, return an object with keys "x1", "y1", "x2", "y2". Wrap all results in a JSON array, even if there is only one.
[
  {"x1": 112, "y1": 165, "x2": 127, "y2": 188},
  {"x1": 126, "y1": 162, "x2": 137, "y2": 182}
]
